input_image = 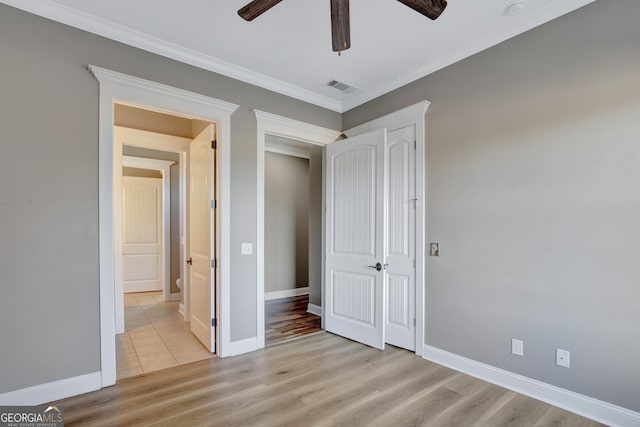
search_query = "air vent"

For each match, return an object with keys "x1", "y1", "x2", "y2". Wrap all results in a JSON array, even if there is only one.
[{"x1": 327, "y1": 80, "x2": 355, "y2": 92}]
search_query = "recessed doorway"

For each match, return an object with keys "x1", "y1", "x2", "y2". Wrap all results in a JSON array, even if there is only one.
[
  {"x1": 113, "y1": 103, "x2": 216, "y2": 379},
  {"x1": 263, "y1": 138, "x2": 323, "y2": 345}
]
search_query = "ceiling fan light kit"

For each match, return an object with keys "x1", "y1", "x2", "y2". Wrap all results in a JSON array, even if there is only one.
[{"x1": 238, "y1": 0, "x2": 448, "y2": 54}]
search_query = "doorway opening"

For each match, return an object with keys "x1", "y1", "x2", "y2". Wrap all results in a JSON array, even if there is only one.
[
  {"x1": 255, "y1": 110, "x2": 342, "y2": 349},
  {"x1": 92, "y1": 65, "x2": 238, "y2": 387},
  {"x1": 113, "y1": 103, "x2": 215, "y2": 379},
  {"x1": 264, "y1": 136, "x2": 322, "y2": 345}
]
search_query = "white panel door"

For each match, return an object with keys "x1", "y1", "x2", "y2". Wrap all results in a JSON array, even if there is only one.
[
  {"x1": 384, "y1": 126, "x2": 416, "y2": 350},
  {"x1": 189, "y1": 124, "x2": 216, "y2": 352},
  {"x1": 325, "y1": 129, "x2": 387, "y2": 350},
  {"x1": 122, "y1": 177, "x2": 163, "y2": 293}
]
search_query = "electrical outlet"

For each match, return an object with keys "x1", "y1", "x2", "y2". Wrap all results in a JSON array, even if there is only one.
[
  {"x1": 241, "y1": 243, "x2": 253, "y2": 255},
  {"x1": 511, "y1": 339, "x2": 524, "y2": 356},
  {"x1": 556, "y1": 348, "x2": 570, "y2": 368}
]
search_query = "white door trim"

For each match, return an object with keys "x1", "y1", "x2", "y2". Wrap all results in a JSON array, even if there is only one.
[
  {"x1": 90, "y1": 65, "x2": 238, "y2": 388},
  {"x1": 122, "y1": 156, "x2": 175, "y2": 304},
  {"x1": 343, "y1": 100, "x2": 430, "y2": 357},
  {"x1": 255, "y1": 110, "x2": 341, "y2": 349}
]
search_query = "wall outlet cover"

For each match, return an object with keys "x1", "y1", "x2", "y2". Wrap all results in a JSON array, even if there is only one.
[
  {"x1": 511, "y1": 338, "x2": 524, "y2": 356},
  {"x1": 241, "y1": 243, "x2": 253, "y2": 255},
  {"x1": 556, "y1": 348, "x2": 570, "y2": 368}
]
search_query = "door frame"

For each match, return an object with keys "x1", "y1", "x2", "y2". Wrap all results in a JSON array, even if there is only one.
[
  {"x1": 255, "y1": 110, "x2": 341, "y2": 349},
  {"x1": 343, "y1": 101, "x2": 430, "y2": 356},
  {"x1": 90, "y1": 65, "x2": 238, "y2": 388}
]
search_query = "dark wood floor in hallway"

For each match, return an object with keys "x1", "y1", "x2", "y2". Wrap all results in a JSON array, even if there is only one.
[
  {"x1": 265, "y1": 294, "x2": 322, "y2": 345},
  {"x1": 57, "y1": 332, "x2": 604, "y2": 427}
]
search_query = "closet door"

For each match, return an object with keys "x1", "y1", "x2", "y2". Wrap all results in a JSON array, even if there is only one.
[
  {"x1": 325, "y1": 129, "x2": 387, "y2": 349},
  {"x1": 384, "y1": 125, "x2": 416, "y2": 351}
]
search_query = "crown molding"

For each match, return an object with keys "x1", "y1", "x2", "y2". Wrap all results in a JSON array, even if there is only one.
[
  {"x1": 2, "y1": 0, "x2": 342, "y2": 112},
  {"x1": 4, "y1": 0, "x2": 597, "y2": 114}
]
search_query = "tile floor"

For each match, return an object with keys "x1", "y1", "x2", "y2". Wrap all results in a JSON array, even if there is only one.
[{"x1": 116, "y1": 291, "x2": 213, "y2": 380}]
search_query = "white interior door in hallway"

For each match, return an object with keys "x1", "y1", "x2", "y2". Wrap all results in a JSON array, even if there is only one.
[
  {"x1": 122, "y1": 177, "x2": 164, "y2": 294},
  {"x1": 189, "y1": 123, "x2": 216, "y2": 352},
  {"x1": 325, "y1": 126, "x2": 417, "y2": 351}
]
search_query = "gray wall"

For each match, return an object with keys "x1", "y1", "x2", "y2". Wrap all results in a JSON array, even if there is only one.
[
  {"x1": 0, "y1": 4, "x2": 340, "y2": 394},
  {"x1": 265, "y1": 153, "x2": 309, "y2": 293},
  {"x1": 308, "y1": 147, "x2": 323, "y2": 306},
  {"x1": 122, "y1": 147, "x2": 181, "y2": 295},
  {"x1": 343, "y1": 0, "x2": 640, "y2": 412}
]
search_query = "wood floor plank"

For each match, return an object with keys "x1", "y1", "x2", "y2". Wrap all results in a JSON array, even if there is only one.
[
  {"x1": 55, "y1": 332, "x2": 604, "y2": 427},
  {"x1": 484, "y1": 393, "x2": 552, "y2": 427},
  {"x1": 374, "y1": 386, "x2": 466, "y2": 427},
  {"x1": 330, "y1": 365, "x2": 459, "y2": 426},
  {"x1": 428, "y1": 383, "x2": 517, "y2": 427},
  {"x1": 532, "y1": 406, "x2": 607, "y2": 427}
]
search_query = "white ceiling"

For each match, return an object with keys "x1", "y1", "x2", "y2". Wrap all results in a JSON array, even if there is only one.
[{"x1": 5, "y1": 0, "x2": 596, "y2": 112}]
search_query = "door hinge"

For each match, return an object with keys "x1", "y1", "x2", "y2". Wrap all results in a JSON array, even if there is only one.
[
  {"x1": 211, "y1": 259, "x2": 217, "y2": 269},
  {"x1": 414, "y1": 318, "x2": 416, "y2": 327},
  {"x1": 211, "y1": 318, "x2": 217, "y2": 327},
  {"x1": 414, "y1": 259, "x2": 416, "y2": 268},
  {"x1": 414, "y1": 140, "x2": 417, "y2": 150},
  {"x1": 211, "y1": 200, "x2": 217, "y2": 209},
  {"x1": 211, "y1": 140, "x2": 217, "y2": 149}
]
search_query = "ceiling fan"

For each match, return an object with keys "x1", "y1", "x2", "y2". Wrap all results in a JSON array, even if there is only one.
[{"x1": 238, "y1": 0, "x2": 448, "y2": 55}]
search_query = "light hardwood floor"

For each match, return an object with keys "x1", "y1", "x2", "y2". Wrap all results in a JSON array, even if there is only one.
[{"x1": 58, "y1": 332, "x2": 604, "y2": 426}]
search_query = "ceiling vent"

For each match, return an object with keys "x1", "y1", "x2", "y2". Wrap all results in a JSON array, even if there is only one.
[{"x1": 327, "y1": 80, "x2": 355, "y2": 92}]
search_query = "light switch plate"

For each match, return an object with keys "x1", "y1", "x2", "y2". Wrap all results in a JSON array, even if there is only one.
[
  {"x1": 241, "y1": 243, "x2": 253, "y2": 255},
  {"x1": 430, "y1": 242, "x2": 440, "y2": 257}
]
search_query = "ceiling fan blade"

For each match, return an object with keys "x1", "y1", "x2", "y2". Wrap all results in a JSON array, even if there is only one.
[
  {"x1": 331, "y1": 0, "x2": 351, "y2": 53},
  {"x1": 238, "y1": 0, "x2": 283, "y2": 21},
  {"x1": 397, "y1": 0, "x2": 447, "y2": 20}
]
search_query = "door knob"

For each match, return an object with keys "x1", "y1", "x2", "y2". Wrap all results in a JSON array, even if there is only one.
[
  {"x1": 368, "y1": 262, "x2": 383, "y2": 272},
  {"x1": 186, "y1": 257, "x2": 193, "y2": 265}
]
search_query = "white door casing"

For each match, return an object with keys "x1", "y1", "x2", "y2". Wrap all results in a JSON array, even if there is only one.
[
  {"x1": 325, "y1": 129, "x2": 387, "y2": 350},
  {"x1": 189, "y1": 124, "x2": 216, "y2": 352},
  {"x1": 384, "y1": 125, "x2": 417, "y2": 351},
  {"x1": 122, "y1": 177, "x2": 163, "y2": 293}
]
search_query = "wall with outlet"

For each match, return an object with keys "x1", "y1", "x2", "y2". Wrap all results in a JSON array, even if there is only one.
[{"x1": 344, "y1": 0, "x2": 640, "y2": 413}]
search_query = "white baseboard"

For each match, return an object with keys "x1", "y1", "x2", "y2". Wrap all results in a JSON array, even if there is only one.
[
  {"x1": 264, "y1": 287, "x2": 309, "y2": 301},
  {"x1": 167, "y1": 293, "x2": 181, "y2": 302},
  {"x1": 422, "y1": 345, "x2": 640, "y2": 427},
  {"x1": 124, "y1": 283, "x2": 163, "y2": 293},
  {"x1": 178, "y1": 303, "x2": 185, "y2": 316},
  {"x1": 0, "y1": 372, "x2": 101, "y2": 406},
  {"x1": 307, "y1": 303, "x2": 322, "y2": 317},
  {"x1": 226, "y1": 337, "x2": 259, "y2": 357}
]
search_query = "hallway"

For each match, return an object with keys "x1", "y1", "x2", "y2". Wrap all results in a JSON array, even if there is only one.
[{"x1": 116, "y1": 291, "x2": 213, "y2": 379}]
